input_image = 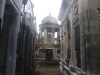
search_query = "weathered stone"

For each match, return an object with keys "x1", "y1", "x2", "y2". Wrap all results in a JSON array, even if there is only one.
[
  {"x1": 58, "y1": 0, "x2": 100, "y2": 75},
  {"x1": 36, "y1": 14, "x2": 60, "y2": 64}
]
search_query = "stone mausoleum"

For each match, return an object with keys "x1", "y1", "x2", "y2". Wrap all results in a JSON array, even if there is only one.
[{"x1": 37, "y1": 14, "x2": 60, "y2": 62}]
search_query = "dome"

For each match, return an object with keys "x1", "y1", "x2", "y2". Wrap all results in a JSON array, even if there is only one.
[{"x1": 41, "y1": 14, "x2": 58, "y2": 24}]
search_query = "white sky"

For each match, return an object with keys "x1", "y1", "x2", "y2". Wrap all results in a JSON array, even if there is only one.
[{"x1": 31, "y1": 0, "x2": 62, "y2": 33}]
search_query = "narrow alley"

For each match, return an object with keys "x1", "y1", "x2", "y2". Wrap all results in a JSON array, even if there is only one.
[{"x1": 0, "y1": 0, "x2": 100, "y2": 75}]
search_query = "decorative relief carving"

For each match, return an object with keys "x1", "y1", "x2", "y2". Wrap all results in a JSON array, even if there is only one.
[
  {"x1": 73, "y1": 1, "x2": 78, "y2": 15},
  {"x1": 64, "y1": 17, "x2": 70, "y2": 29},
  {"x1": 63, "y1": 20, "x2": 67, "y2": 26}
]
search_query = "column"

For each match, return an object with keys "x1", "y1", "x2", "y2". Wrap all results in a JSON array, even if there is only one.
[
  {"x1": 57, "y1": 31, "x2": 60, "y2": 44},
  {"x1": 51, "y1": 28, "x2": 55, "y2": 44},
  {"x1": 44, "y1": 28, "x2": 47, "y2": 44},
  {"x1": 39, "y1": 29, "x2": 42, "y2": 39}
]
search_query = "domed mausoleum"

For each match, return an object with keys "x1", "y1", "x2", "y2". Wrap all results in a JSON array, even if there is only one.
[
  {"x1": 38, "y1": 14, "x2": 60, "y2": 62},
  {"x1": 41, "y1": 14, "x2": 58, "y2": 24}
]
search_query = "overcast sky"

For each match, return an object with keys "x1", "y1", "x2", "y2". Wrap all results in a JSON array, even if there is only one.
[{"x1": 31, "y1": 0, "x2": 62, "y2": 32}]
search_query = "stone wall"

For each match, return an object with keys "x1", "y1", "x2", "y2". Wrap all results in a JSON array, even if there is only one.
[
  {"x1": 0, "y1": 0, "x2": 36, "y2": 75},
  {"x1": 58, "y1": 0, "x2": 100, "y2": 74}
]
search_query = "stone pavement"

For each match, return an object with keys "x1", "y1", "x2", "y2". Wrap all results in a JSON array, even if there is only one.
[{"x1": 35, "y1": 67, "x2": 60, "y2": 75}]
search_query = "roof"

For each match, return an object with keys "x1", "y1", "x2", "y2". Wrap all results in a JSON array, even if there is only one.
[{"x1": 41, "y1": 14, "x2": 58, "y2": 25}]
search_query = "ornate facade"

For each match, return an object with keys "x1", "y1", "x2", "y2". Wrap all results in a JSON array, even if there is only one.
[
  {"x1": 58, "y1": 0, "x2": 100, "y2": 75},
  {"x1": 0, "y1": 0, "x2": 37, "y2": 75}
]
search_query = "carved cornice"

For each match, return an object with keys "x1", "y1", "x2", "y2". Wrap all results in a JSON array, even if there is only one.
[
  {"x1": 61, "y1": 0, "x2": 75, "y2": 23},
  {"x1": 60, "y1": 0, "x2": 79, "y2": 29}
]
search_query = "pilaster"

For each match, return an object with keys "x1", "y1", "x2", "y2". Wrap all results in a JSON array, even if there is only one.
[
  {"x1": 44, "y1": 28, "x2": 47, "y2": 44},
  {"x1": 39, "y1": 29, "x2": 42, "y2": 39},
  {"x1": 51, "y1": 28, "x2": 55, "y2": 44}
]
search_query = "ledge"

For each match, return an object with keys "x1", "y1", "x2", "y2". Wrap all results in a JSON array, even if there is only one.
[
  {"x1": 59, "y1": 62, "x2": 87, "y2": 75},
  {"x1": 60, "y1": 62, "x2": 77, "y2": 75}
]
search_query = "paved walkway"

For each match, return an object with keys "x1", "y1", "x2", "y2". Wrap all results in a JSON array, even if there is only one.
[{"x1": 35, "y1": 67, "x2": 60, "y2": 75}]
